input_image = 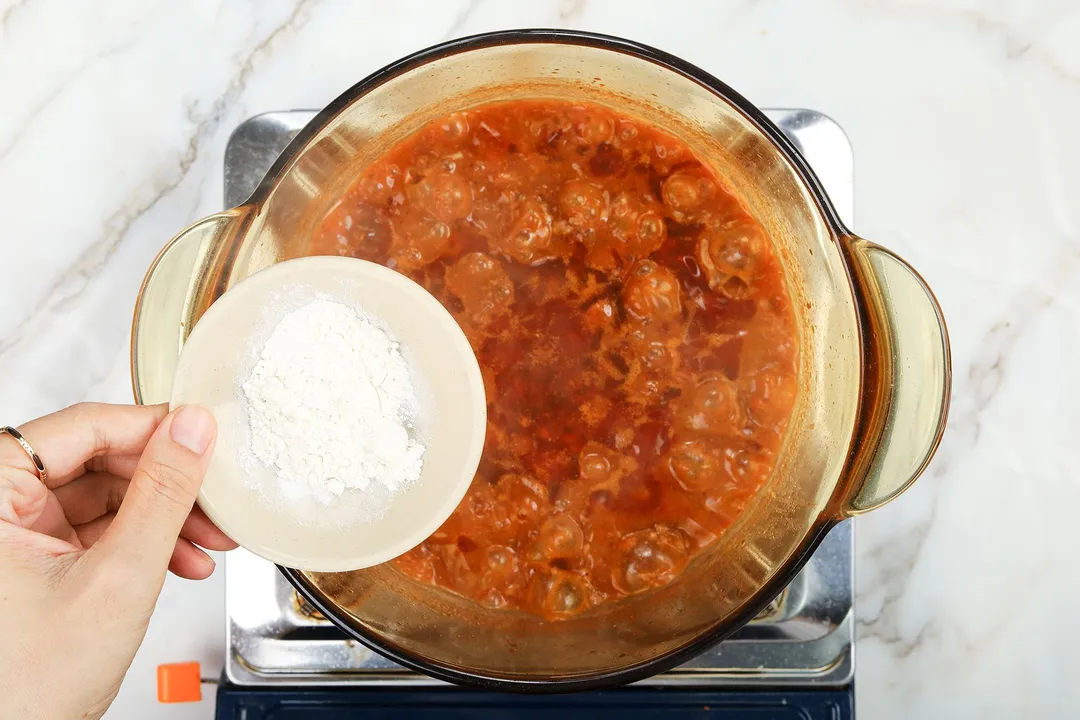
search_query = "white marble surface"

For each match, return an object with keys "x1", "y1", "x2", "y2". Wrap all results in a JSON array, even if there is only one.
[{"x1": 1, "y1": 0, "x2": 1078, "y2": 717}]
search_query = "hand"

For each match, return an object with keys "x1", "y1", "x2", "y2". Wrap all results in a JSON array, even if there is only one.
[{"x1": 0, "y1": 402, "x2": 237, "y2": 720}]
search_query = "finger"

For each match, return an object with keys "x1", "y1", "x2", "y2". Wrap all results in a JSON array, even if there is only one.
[
  {"x1": 73, "y1": 512, "x2": 114, "y2": 547},
  {"x1": 28, "y1": 491, "x2": 80, "y2": 546},
  {"x1": 6, "y1": 403, "x2": 168, "y2": 487},
  {"x1": 52, "y1": 472, "x2": 128, "y2": 525},
  {"x1": 77, "y1": 515, "x2": 217, "y2": 578},
  {"x1": 169, "y1": 538, "x2": 216, "y2": 580},
  {"x1": 90, "y1": 405, "x2": 217, "y2": 582},
  {"x1": 57, "y1": 472, "x2": 237, "y2": 552},
  {"x1": 0, "y1": 465, "x2": 47, "y2": 527},
  {"x1": 83, "y1": 454, "x2": 141, "y2": 479},
  {"x1": 180, "y1": 506, "x2": 238, "y2": 552}
]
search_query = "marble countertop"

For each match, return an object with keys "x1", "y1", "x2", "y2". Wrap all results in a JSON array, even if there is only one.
[{"x1": 2, "y1": 1, "x2": 1078, "y2": 717}]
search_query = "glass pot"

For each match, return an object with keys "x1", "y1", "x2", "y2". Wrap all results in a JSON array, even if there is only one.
[{"x1": 131, "y1": 30, "x2": 950, "y2": 690}]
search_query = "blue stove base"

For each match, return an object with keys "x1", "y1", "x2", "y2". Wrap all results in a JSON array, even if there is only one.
[{"x1": 215, "y1": 683, "x2": 854, "y2": 718}]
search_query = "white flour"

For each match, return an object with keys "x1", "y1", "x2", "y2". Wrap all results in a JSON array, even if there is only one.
[{"x1": 240, "y1": 297, "x2": 426, "y2": 512}]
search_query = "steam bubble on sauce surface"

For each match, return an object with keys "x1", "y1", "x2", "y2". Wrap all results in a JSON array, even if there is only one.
[{"x1": 310, "y1": 99, "x2": 798, "y2": 619}]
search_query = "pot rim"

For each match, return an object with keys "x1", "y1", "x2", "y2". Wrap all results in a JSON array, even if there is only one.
[
  {"x1": 279, "y1": 520, "x2": 839, "y2": 693},
  {"x1": 240, "y1": 28, "x2": 850, "y2": 237},
  {"x1": 269, "y1": 28, "x2": 851, "y2": 693}
]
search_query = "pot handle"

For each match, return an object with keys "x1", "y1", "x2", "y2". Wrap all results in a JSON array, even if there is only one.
[
  {"x1": 130, "y1": 208, "x2": 252, "y2": 405},
  {"x1": 839, "y1": 236, "x2": 951, "y2": 515}
]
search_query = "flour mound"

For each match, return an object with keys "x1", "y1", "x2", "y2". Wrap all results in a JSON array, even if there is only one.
[{"x1": 241, "y1": 298, "x2": 425, "y2": 506}]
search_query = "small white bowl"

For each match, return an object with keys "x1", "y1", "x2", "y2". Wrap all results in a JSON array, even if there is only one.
[{"x1": 170, "y1": 256, "x2": 486, "y2": 571}]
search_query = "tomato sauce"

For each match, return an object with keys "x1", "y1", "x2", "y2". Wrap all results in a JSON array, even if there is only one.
[{"x1": 310, "y1": 100, "x2": 798, "y2": 618}]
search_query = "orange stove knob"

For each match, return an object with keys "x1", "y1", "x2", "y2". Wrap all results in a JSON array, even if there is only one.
[{"x1": 156, "y1": 662, "x2": 202, "y2": 703}]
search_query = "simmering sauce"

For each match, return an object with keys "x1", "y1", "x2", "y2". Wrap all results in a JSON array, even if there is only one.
[{"x1": 310, "y1": 100, "x2": 798, "y2": 618}]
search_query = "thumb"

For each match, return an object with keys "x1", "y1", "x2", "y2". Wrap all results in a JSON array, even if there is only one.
[{"x1": 93, "y1": 405, "x2": 217, "y2": 579}]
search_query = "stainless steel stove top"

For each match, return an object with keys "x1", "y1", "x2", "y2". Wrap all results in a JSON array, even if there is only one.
[{"x1": 221, "y1": 108, "x2": 855, "y2": 689}]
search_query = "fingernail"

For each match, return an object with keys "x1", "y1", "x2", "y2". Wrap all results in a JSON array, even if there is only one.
[{"x1": 170, "y1": 405, "x2": 216, "y2": 455}]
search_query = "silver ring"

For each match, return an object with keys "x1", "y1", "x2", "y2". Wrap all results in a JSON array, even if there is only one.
[{"x1": 1, "y1": 426, "x2": 48, "y2": 485}]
